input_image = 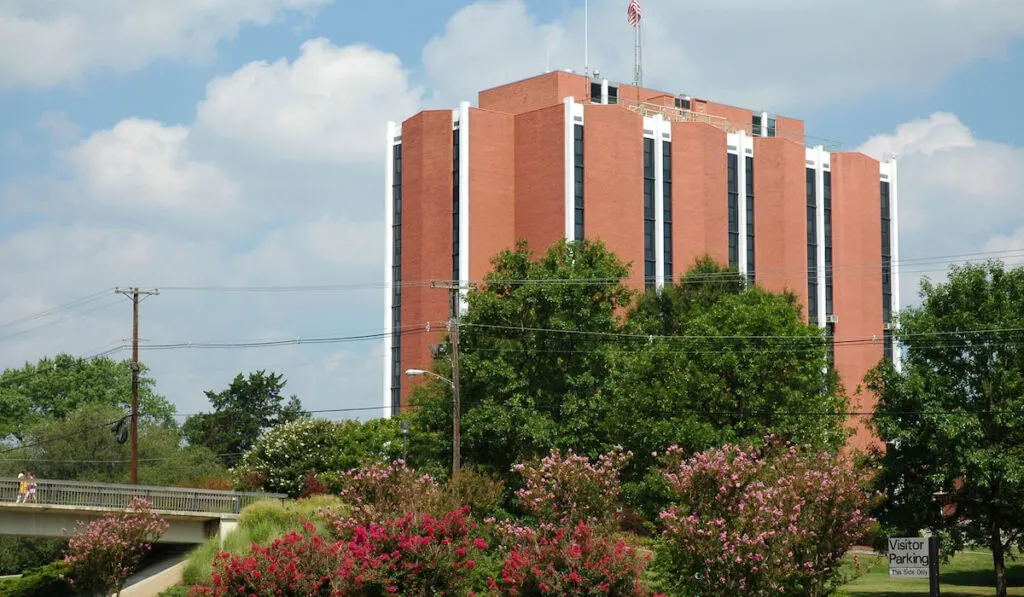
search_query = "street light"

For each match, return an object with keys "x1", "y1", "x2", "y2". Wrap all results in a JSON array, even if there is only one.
[
  {"x1": 405, "y1": 369, "x2": 453, "y2": 386},
  {"x1": 405, "y1": 368, "x2": 460, "y2": 473}
]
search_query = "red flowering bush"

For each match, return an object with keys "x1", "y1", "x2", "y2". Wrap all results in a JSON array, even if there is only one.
[
  {"x1": 489, "y1": 522, "x2": 660, "y2": 597},
  {"x1": 194, "y1": 508, "x2": 490, "y2": 597},
  {"x1": 298, "y1": 471, "x2": 329, "y2": 498},
  {"x1": 64, "y1": 498, "x2": 169, "y2": 597},
  {"x1": 513, "y1": 447, "x2": 630, "y2": 531},
  {"x1": 654, "y1": 439, "x2": 876, "y2": 596}
]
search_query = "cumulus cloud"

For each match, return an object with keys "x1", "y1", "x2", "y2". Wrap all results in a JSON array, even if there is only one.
[
  {"x1": 68, "y1": 119, "x2": 241, "y2": 218},
  {"x1": 0, "y1": 0, "x2": 331, "y2": 89},
  {"x1": 857, "y1": 113, "x2": 1024, "y2": 304},
  {"x1": 196, "y1": 39, "x2": 423, "y2": 163},
  {"x1": 423, "y1": 0, "x2": 1024, "y2": 110}
]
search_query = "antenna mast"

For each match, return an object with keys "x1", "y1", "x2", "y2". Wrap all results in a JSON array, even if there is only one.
[{"x1": 584, "y1": 0, "x2": 589, "y2": 77}]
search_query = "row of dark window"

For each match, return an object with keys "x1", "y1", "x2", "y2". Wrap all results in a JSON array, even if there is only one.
[
  {"x1": 643, "y1": 138, "x2": 656, "y2": 290},
  {"x1": 574, "y1": 124, "x2": 585, "y2": 240},
  {"x1": 806, "y1": 168, "x2": 818, "y2": 324},
  {"x1": 881, "y1": 180, "x2": 894, "y2": 362},
  {"x1": 452, "y1": 129, "x2": 461, "y2": 316},
  {"x1": 751, "y1": 114, "x2": 777, "y2": 138},
  {"x1": 824, "y1": 171, "x2": 833, "y2": 317},
  {"x1": 663, "y1": 141, "x2": 673, "y2": 282},
  {"x1": 390, "y1": 143, "x2": 403, "y2": 415},
  {"x1": 727, "y1": 154, "x2": 739, "y2": 269},
  {"x1": 745, "y1": 156, "x2": 755, "y2": 285}
]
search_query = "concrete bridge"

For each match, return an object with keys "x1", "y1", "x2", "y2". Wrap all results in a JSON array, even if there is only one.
[{"x1": 0, "y1": 477, "x2": 286, "y2": 544}]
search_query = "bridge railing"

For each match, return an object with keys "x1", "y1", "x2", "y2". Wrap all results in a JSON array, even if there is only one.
[{"x1": 0, "y1": 477, "x2": 286, "y2": 515}]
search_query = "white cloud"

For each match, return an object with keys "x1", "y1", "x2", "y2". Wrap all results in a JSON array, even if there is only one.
[
  {"x1": 857, "y1": 113, "x2": 1024, "y2": 304},
  {"x1": 0, "y1": 0, "x2": 331, "y2": 89},
  {"x1": 68, "y1": 118, "x2": 241, "y2": 218},
  {"x1": 196, "y1": 38, "x2": 423, "y2": 163},
  {"x1": 423, "y1": 0, "x2": 1024, "y2": 110}
]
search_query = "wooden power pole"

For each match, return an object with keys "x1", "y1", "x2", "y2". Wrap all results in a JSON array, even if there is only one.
[
  {"x1": 115, "y1": 287, "x2": 159, "y2": 485},
  {"x1": 431, "y1": 281, "x2": 462, "y2": 474}
]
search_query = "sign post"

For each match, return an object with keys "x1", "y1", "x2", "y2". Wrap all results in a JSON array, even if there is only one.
[{"x1": 888, "y1": 536, "x2": 939, "y2": 596}]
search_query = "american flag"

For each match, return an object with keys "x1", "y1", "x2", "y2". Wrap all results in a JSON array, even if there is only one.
[{"x1": 627, "y1": 0, "x2": 641, "y2": 27}]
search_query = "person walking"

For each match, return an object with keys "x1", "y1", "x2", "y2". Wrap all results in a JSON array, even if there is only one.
[
  {"x1": 15, "y1": 473, "x2": 27, "y2": 503},
  {"x1": 25, "y1": 473, "x2": 38, "y2": 503}
]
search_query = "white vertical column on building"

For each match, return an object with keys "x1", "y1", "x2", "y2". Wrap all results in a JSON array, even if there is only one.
[
  {"x1": 458, "y1": 102, "x2": 471, "y2": 314},
  {"x1": 653, "y1": 114, "x2": 666, "y2": 289},
  {"x1": 736, "y1": 130, "x2": 749, "y2": 277},
  {"x1": 760, "y1": 111, "x2": 768, "y2": 136},
  {"x1": 889, "y1": 156, "x2": 902, "y2": 371},
  {"x1": 383, "y1": 120, "x2": 397, "y2": 418},
  {"x1": 564, "y1": 96, "x2": 576, "y2": 241},
  {"x1": 815, "y1": 145, "x2": 827, "y2": 329},
  {"x1": 601, "y1": 79, "x2": 609, "y2": 105}
]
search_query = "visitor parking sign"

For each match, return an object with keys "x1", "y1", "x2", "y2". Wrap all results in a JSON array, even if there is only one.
[{"x1": 888, "y1": 537, "x2": 930, "y2": 578}]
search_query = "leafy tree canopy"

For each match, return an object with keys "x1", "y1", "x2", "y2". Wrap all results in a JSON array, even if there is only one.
[
  {"x1": 0, "y1": 403, "x2": 226, "y2": 486},
  {"x1": 183, "y1": 370, "x2": 307, "y2": 468},
  {"x1": 868, "y1": 260, "x2": 1024, "y2": 597},
  {"x1": 409, "y1": 240, "x2": 846, "y2": 490},
  {"x1": 0, "y1": 354, "x2": 176, "y2": 439}
]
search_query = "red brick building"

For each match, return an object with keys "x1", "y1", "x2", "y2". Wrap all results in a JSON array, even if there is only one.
[{"x1": 384, "y1": 71, "x2": 900, "y2": 448}]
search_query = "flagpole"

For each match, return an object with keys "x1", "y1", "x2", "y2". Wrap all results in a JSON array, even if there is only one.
[{"x1": 584, "y1": 0, "x2": 589, "y2": 77}]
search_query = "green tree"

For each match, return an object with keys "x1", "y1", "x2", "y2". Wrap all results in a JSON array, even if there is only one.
[
  {"x1": 868, "y1": 261, "x2": 1024, "y2": 597},
  {"x1": 603, "y1": 257, "x2": 847, "y2": 480},
  {"x1": 183, "y1": 371, "x2": 307, "y2": 468},
  {"x1": 234, "y1": 417, "x2": 404, "y2": 496},
  {"x1": 0, "y1": 403, "x2": 226, "y2": 486},
  {"x1": 409, "y1": 238, "x2": 633, "y2": 475},
  {"x1": 0, "y1": 354, "x2": 175, "y2": 439}
]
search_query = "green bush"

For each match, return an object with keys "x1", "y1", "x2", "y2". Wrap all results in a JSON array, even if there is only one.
[
  {"x1": 158, "y1": 586, "x2": 191, "y2": 597},
  {"x1": 0, "y1": 561, "x2": 72, "y2": 597}
]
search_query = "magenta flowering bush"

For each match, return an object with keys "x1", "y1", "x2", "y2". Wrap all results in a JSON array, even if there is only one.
[
  {"x1": 654, "y1": 440, "x2": 876, "y2": 596},
  {"x1": 324, "y1": 459, "x2": 447, "y2": 532},
  {"x1": 513, "y1": 447, "x2": 630, "y2": 531},
  {"x1": 193, "y1": 508, "x2": 490, "y2": 597},
  {"x1": 489, "y1": 522, "x2": 662, "y2": 597},
  {"x1": 64, "y1": 497, "x2": 169, "y2": 597}
]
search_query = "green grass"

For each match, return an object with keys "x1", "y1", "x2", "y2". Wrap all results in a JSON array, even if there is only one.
[
  {"x1": 179, "y1": 495, "x2": 346, "y2": 587},
  {"x1": 841, "y1": 550, "x2": 1024, "y2": 596}
]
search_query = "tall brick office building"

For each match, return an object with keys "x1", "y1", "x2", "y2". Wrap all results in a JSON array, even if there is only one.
[{"x1": 384, "y1": 71, "x2": 900, "y2": 447}]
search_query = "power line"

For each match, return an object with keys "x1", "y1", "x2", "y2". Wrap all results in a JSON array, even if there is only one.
[{"x1": 0, "y1": 289, "x2": 113, "y2": 331}]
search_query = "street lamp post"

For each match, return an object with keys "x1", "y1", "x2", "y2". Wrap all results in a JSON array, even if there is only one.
[{"x1": 406, "y1": 368, "x2": 459, "y2": 473}]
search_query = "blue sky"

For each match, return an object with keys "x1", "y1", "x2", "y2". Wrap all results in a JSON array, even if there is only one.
[{"x1": 1, "y1": 0, "x2": 1023, "y2": 420}]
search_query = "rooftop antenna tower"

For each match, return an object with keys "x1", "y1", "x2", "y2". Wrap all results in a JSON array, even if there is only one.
[
  {"x1": 584, "y1": 0, "x2": 589, "y2": 77},
  {"x1": 627, "y1": 0, "x2": 643, "y2": 87}
]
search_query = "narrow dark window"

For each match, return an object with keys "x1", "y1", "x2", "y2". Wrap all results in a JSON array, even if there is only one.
[
  {"x1": 882, "y1": 180, "x2": 893, "y2": 362},
  {"x1": 574, "y1": 124, "x2": 584, "y2": 240},
  {"x1": 824, "y1": 171, "x2": 833, "y2": 316},
  {"x1": 643, "y1": 137, "x2": 656, "y2": 290},
  {"x1": 675, "y1": 97, "x2": 691, "y2": 110},
  {"x1": 452, "y1": 128, "x2": 461, "y2": 316},
  {"x1": 767, "y1": 117, "x2": 777, "y2": 138},
  {"x1": 745, "y1": 156, "x2": 755, "y2": 285},
  {"x1": 663, "y1": 140, "x2": 673, "y2": 282},
  {"x1": 826, "y1": 322, "x2": 836, "y2": 367},
  {"x1": 727, "y1": 154, "x2": 739, "y2": 269},
  {"x1": 590, "y1": 82, "x2": 602, "y2": 103},
  {"x1": 806, "y1": 168, "x2": 818, "y2": 324},
  {"x1": 752, "y1": 113, "x2": 762, "y2": 136},
  {"x1": 607, "y1": 86, "x2": 618, "y2": 104},
  {"x1": 391, "y1": 143, "x2": 403, "y2": 415}
]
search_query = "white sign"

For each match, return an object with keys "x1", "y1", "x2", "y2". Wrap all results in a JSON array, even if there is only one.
[{"x1": 888, "y1": 537, "x2": 930, "y2": 578}]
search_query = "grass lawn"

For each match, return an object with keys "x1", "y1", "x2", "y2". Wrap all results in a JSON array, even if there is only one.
[{"x1": 841, "y1": 550, "x2": 1024, "y2": 596}]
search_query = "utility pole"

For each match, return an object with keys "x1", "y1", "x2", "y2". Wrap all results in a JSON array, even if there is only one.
[
  {"x1": 431, "y1": 281, "x2": 462, "y2": 474},
  {"x1": 115, "y1": 287, "x2": 159, "y2": 485}
]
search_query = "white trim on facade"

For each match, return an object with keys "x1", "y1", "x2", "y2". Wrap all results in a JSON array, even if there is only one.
[
  {"x1": 650, "y1": 115, "x2": 669, "y2": 289},
  {"x1": 383, "y1": 120, "x2": 398, "y2": 418},
  {"x1": 564, "y1": 97, "x2": 576, "y2": 240},
  {"x1": 881, "y1": 157, "x2": 902, "y2": 370},
  {"x1": 601, "y1": 79, "x2": 609, "y2": 105},
  {"x1": 815, "y1": 145, "x2": 828, "y2": 329},
  {"x1": 729, "y1": 130, "x2": 753, "y2": 278},
  {"x1": 458, "y1": 102, "x2": 471, "y2": 314}
]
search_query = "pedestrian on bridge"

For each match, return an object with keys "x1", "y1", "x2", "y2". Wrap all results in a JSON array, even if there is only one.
[
  {"x1": 15, "y1": 472, "x2": 27, "y2": 503},
  {"x1": 26, "y1": 473, "x2": 37, "y2": 503}
]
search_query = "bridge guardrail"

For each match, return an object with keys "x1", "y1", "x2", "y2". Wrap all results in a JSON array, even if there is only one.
[{"x1": 0, "y1": 477, "x2": 286, "y2": 515}]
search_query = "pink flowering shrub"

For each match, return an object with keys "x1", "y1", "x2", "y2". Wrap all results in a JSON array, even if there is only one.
[
  {"x1": 513, "y1": 447, "x2": 630, "y2": 531},
  {"x1": 489, "y1": 522, "x2": 662, "y2": 597},
  {"x1": 192, "y1": 508, "x2": 490, "y2": 597},
  {"x1": 64, "y1": 498, "x2": 169, "y2": 597},
  {"x1": 324, "y1": 459, "x2": 447, "y2": 532},
  {"x1": 654, "y1": 440, "x2": 876, "y2": 596}
]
